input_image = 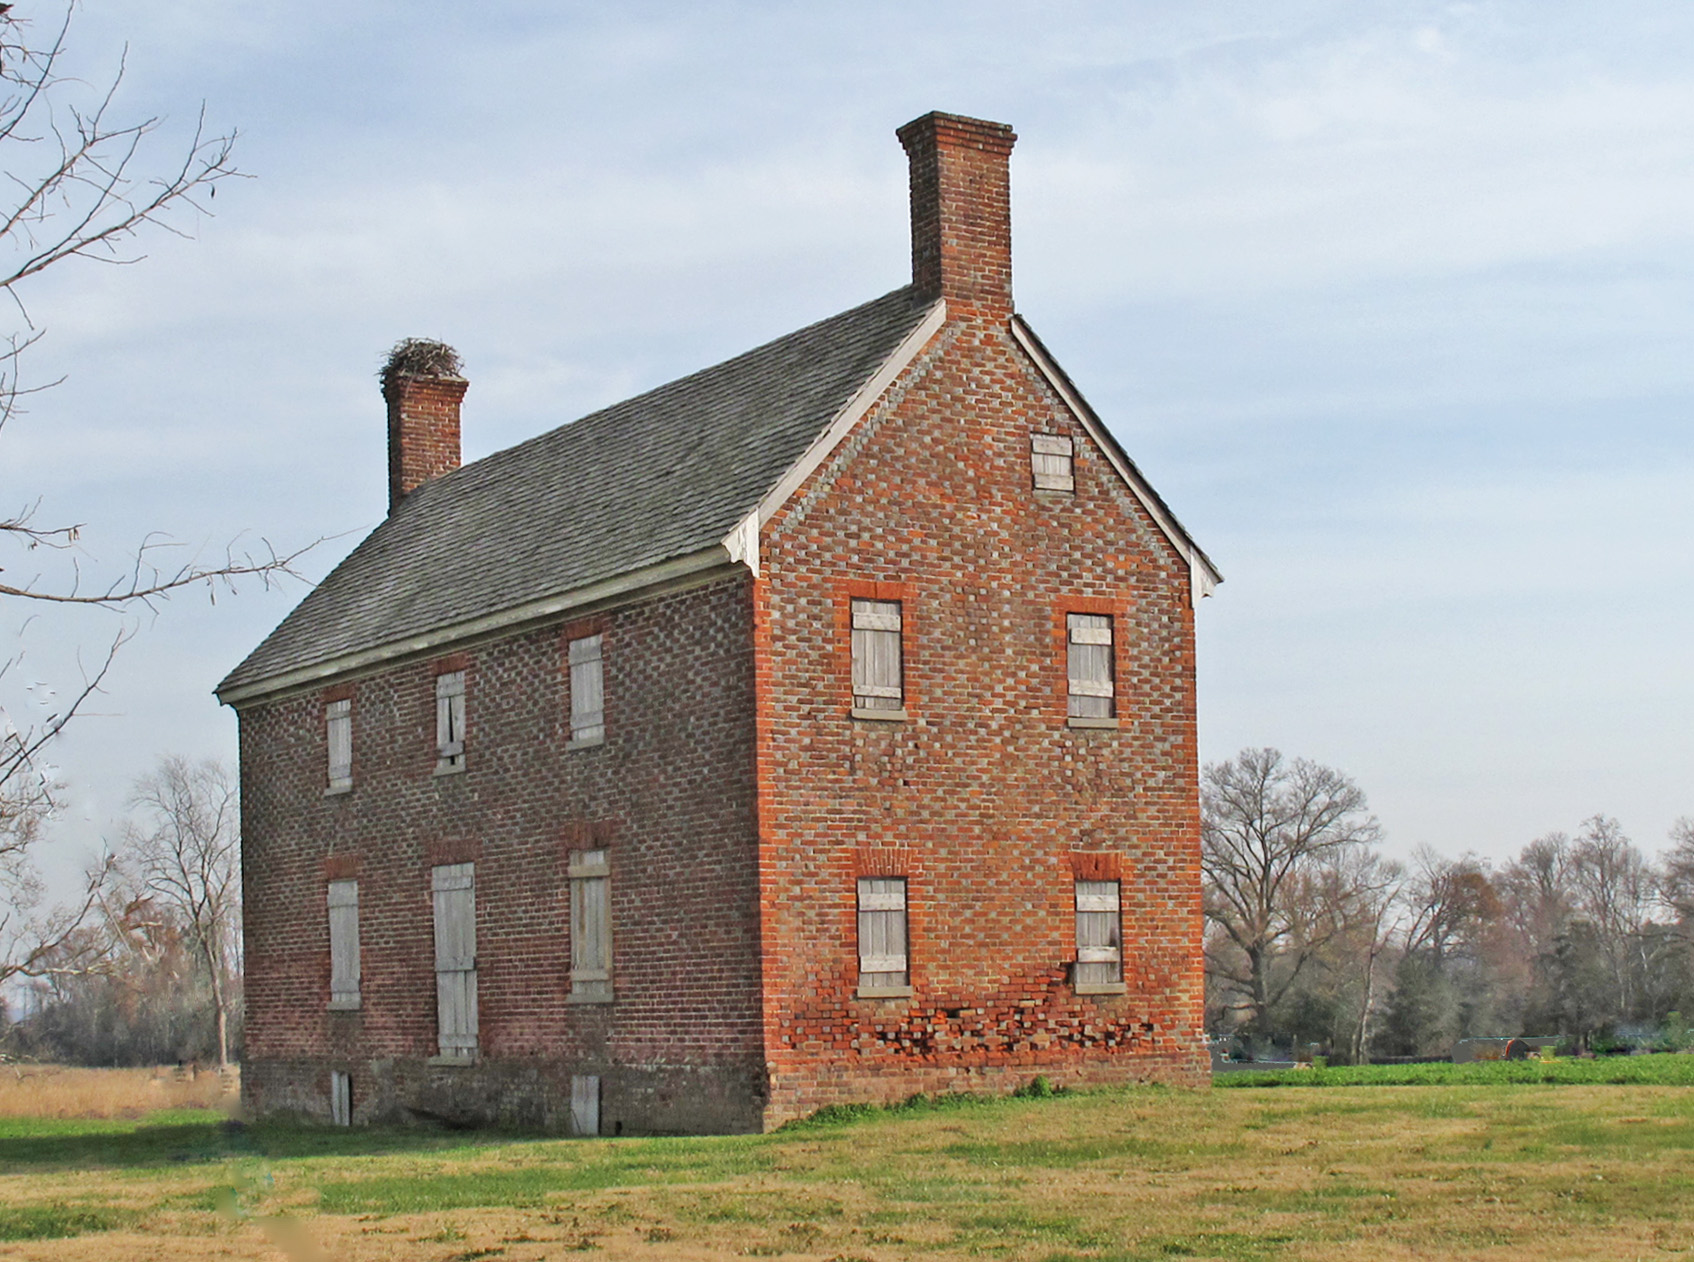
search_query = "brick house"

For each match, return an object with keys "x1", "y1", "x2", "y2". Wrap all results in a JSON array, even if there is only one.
[{"x1": 217, "y1": 111, "x2": 1221, "y2": 1135}]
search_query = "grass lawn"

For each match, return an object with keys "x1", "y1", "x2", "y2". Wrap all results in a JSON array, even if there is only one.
[{"x1": 1, "y1": 1069, "x2": 1693, "y2": 1260}]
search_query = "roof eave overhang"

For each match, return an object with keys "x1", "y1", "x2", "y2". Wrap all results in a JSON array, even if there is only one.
[{"x1": 216, "y1": 544, "x2": 742, "y2": 709}]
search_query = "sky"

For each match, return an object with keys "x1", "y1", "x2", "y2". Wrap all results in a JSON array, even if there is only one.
[{"x1": 5, "y1": 0, "x2": 1693, "y2": 882}]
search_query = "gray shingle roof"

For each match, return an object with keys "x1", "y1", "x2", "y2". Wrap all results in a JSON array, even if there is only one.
[{"x1": 219, "y1": 286, "x2": 935, "y2": 699}]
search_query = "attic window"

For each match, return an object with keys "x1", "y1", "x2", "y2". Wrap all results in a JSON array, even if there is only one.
[{"x1": 1031, "y1": 434, "x2": 1075, "y2": 492}]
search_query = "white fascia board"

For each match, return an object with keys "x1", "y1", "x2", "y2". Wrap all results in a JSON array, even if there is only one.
[
  {"x1": 218, "y1": 545, "x2": 738, "y2": 708},
  {"x1": 753, "y1": 299, "x2": 948, "y2": 527},
  {"x1": 1008, "y1": 317, "x2": 1222, "y2": 607}
]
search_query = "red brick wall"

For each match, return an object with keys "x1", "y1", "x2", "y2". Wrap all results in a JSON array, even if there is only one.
[
  {"x1": 238, "y1": 574, "x2": 765, "y2": 1132},
  {"x1": 384, "y1": 374, "x2": 467, "y2": 510},
  {"x1": 898, "y1": 112, "x2": 1017, "y2": 318},
  {"x1": 756, "y1": 310, "x2": 1208, "y2": 1124}
]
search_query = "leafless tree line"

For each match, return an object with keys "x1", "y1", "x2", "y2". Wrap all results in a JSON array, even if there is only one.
[
  {"x1": 1204, "y1": 747, "x2": 1694, "y2": 1060},
  {"x1": 3, "y1": 755, "x2": 240, "y2": 1068},
  {"x1": 0, "y1": 3, "x2": 306, "y2": 1002}
]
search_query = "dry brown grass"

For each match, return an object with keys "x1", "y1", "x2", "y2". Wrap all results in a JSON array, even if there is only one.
[
  {"x1": 1, "y1": 1080, "x2": 1692, "y2": 1259},
  {"x1": 0, "y1": 1064, "x2": 236, "y2": 1119}
]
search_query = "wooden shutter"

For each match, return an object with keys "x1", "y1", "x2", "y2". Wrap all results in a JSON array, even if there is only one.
[
  {"x1": 569, "y1": 849, "x2": 612, "y2": 1002},
  {"x1": 851, "y1": 600, "x2": 903, "y2": 710},
  {"x1": 326, "y1": 699, "x2": 352, "y2": 790},
  {"x1": 1067, "y1": 613, "x2": 1114, "y2": 718},
  {"x1": 436, "y1": 671, "x2": 466, "y2": 766},
  {"x1": 327, "y1": 879, "x2": 361, "y2": 1009},
  {"x1": 432, "y1": 863, "x2": 478, "y2": 1057},
  {"x1": 329, "y1": 1070, "x2": 352, "y2": 1127},
  {"x1": 858, "y1": 877, "x2": 909, "y2": 986},
  {"x1": 1031, "y1": 433, "x2": 1075, "y2": 491},
  {"x1": 1075, "y1": 879, "x2": 1122, "y2": 986},
  {"x1": 570, "y1": 1074, "x2": 601, "y2": 1136},
  {"x1": 569, "y1": 635, "x2": 605, "y2": 744}
]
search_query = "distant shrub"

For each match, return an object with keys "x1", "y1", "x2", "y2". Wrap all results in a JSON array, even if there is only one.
[{"x1": 1215, "y1": 1053, "x2": 1694, "y2": 1089}]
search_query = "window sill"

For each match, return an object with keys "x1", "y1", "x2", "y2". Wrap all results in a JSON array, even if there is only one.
[
  {"x1": 1066, "y1": 717, "x2": 1119, "y2": 730},
  {"x1": 851, "y1": 707, "x2": 909, "y2": 722},
  {"x1": 325, "y1": 782, "x2": 353, "y2": 797},
  {"x1": 327, "y1": 997, "x2": 362, "y2": 1012},
  {"x1": 567, "y1": 990, "x2": 614, "y2": 1005},
  {"x1": 434, "y1": 760, "x2": 466, "y2": 777},
  {"x1": 1074, "y1": 982, "x2": 1127, "y2": 996},
  {"x1": 428, "y1": 1053, "x2": 479, "y2": 1067},
  {"x1": 567, "y1": 734, "x2": 604, "y2": 751},
  {"x1": 856, "y1": 984, "x2": 914, "y2": 1000}
]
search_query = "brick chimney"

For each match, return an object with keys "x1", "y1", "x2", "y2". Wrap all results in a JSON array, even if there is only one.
[
  {"x1": 381, "y1": 339, "x2": 467, "y2": 513},
  {"x1": 896, "y1": 111, "x2": 1017, "y2": 317}
]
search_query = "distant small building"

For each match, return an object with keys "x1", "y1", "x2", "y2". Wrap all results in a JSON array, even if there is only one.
[{"x1": 219, "y1": 111, "x2": 1221, "y2": 1134}]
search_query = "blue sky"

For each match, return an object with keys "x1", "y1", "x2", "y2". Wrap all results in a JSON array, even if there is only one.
[{"x1": 9, "y1": 1, "x2": 1693, "y2": 874}]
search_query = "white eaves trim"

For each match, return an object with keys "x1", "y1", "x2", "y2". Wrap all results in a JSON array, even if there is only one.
[
  {"x1": 1007, "y1": 317, "x2": 1222, "y2": 607},
  {"x1": 752, "y1": 299, "x2": 947, "y2": 527},
  {"x1": 217, "y1": 545, "x2": 739, "y2": 707}
]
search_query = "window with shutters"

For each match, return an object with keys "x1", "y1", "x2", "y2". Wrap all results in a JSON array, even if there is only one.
[
  {"x1": 1066, "y1": 613, "x2": 1115, "y2": 720},
  {"x1": 851, "y1": 599, "x2": 904, "y2": 715},
  {"x1": 327, "y1": 879, "x2": 361, "y2": 1010},
  {"x1": 1074, "y1": 879, "x2": 1124, "y2": 992},
  {"x1": 569, "y1": 849, "x2": 612, "y2": 1003},
  {"x1": 568, "y1": 634, "x2": 605, "y2": 746},
  {"x1": 431, "y1": 863, "x2": 478, "y2": 1059},
  {"x1": 857, "y1": 877, "x2": 910, "y2": 996},
  {"x1": 1031, "y1": 433, "x2": 1075, "y2": 491},
  {"x1": 326, "y1": 698, "x2": 352, "y2": 793},
  {"x1": 435, "y1": 670, "x2": 466, "y2": 772}
]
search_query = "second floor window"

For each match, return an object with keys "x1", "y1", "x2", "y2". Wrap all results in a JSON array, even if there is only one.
[
  {"x1": 1066, "y1": 613, "x2": 1114, "y2": 719},
  {"x1": 326, "y1": 698, "x2": 352, "y2": 792},
  {"x1": 851, "y1": 599, "x2": 903, "y2": 712},
  {"x1": 435, "y1": 670, "x2": 466, "y2": 771},
  {"x1": 568, "y1": 634, "x2": 605, "y2": 745}
]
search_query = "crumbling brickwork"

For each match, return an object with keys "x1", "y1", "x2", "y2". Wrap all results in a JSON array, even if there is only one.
[{"x1": 754, "y1": 310, "x2": 1207, "y2": 1125}]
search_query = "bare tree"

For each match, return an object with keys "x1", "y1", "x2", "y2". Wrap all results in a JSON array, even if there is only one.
[
  {"x1": 1660, "y1": 817, "x2": 1694, "y2": 925},
  {"x1": 0, "y1": 4, "x2": 312, "y2": 784},
  {"x1": 1401, "y1": 848, "x2": 1502, "y2": 968},
  {"x1": 122, "y1": 757, "x2": 239, "y2": 1067},
  {"x1": 1201, "y1": 747, "x2": 1382, "y2": 1038},
  {"x1": 0, "y1": 5, "x2": 310, "y2": 976}
]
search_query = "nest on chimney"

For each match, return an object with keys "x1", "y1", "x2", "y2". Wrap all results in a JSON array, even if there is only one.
[{"x1": 380, "y1": 338, "x2": 463, "y2": 390}]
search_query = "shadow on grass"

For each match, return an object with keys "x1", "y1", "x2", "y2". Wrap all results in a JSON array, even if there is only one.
[{"x1": 0, "y1": 1117, "x2": 553, "y2": 1173}]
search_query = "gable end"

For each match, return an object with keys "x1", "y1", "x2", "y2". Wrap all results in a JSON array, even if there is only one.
[{"x1": 1007, "y1": 316, "x2": 1222, "y2": 605}]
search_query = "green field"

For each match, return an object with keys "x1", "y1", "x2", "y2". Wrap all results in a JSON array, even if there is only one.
[{"x1": 2, "y1": 1066, "x2": 1693, "y2": 1260}]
